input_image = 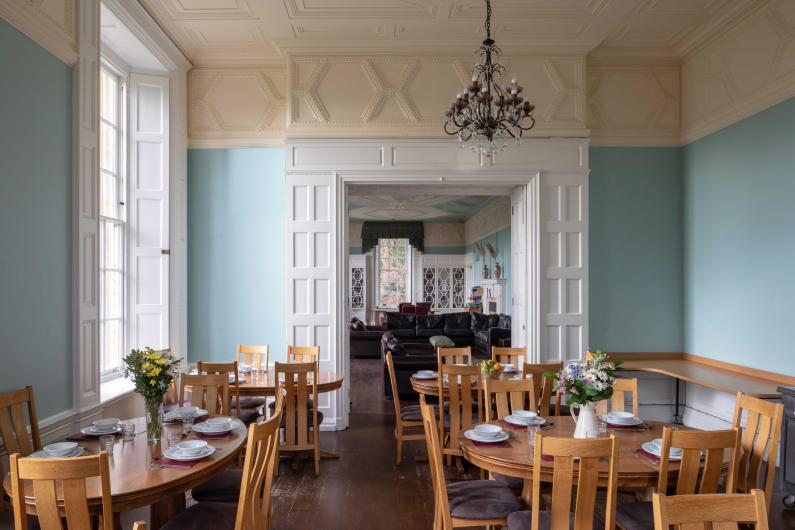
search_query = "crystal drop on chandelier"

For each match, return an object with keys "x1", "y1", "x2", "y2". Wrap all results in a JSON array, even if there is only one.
[{"x1": 443, "y1": 0, "x2": 536, "y2": 157}]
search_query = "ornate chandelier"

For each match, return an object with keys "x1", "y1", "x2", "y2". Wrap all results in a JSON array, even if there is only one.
[{"x1": 444, "y1": 0, "x2": 536, "y2": 156}]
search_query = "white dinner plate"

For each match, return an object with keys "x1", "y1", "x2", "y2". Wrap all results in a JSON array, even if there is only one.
[
  {"x1": 163, "y1": 445, "x2": 217, "y2": 462},
  {"x1": 412, "y1": 372, "x2": 438, "y2": 380},
  {"x1": 31, "y1": 447, "x2": 86, "y2": 459},
  {"x1": 164, "y1": 409, "x2": 209, "y2": 421},
  {"x1": 601, "y1": 415, "x2": 644, "y2": 426},
  {"x1": 504, "y1": 415, "x2": 547, "y2": 427},
  {"x1": 641, "y1": 441, "x2": 682, "y2": 461},
  {"x1": 81, "y1": 425, "x2": 122, "y2": 436},
  {"x1": 464, "y1": 429, "x2": 510, "y2": 443},
  {"x1": 192, "y1": 419, "x2": 242, "y2": 434}
]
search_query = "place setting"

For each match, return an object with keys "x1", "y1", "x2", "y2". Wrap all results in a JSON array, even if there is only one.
[
  {"x1": 191, "y1": 416, "x2": 242, "y2": 438},
  {"x1": 464, "y1": 423, "x2": 511, "y2": 447},
  {"x1": 601, "y1": 410, "x2": 649, "y2": 430},
  {"x1": 29, "y1": 441, "x2": 87, "y2": 459},
  {"x1": 164, "y1": 405, "x2": 209, "y2": 423},
  {"x1": 634, "y1": 437, "x2": 683, "y2": 465},
  {"x1": 153, "y1": 439, "x2": 219, "y2": 469},
  {"x1": 412, "y1": 369, "x2": 437, "y2": 380},
  {"x1": 500, "y1": 409, "x2": 553, "y2": 430}
]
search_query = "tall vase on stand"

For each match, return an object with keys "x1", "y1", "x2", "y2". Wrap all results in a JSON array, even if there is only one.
[
  {"x1": 570, "y1": 402, "x2": 598, "y2": 439},
  {"x1": 144, "y1": 396, "x2": 164, "y2": 443}
]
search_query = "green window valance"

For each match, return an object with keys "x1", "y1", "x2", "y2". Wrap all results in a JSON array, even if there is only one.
[{"x1": 361, "y1": 221, "x2": 424, "y2": 254}]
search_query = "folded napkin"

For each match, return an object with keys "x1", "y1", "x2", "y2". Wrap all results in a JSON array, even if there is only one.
[
  {"x1": 606, "y1": 421, "x2": 649, "y2": 430},
  {"x1": 153, "y1": 457, "x2": 199, "y2": 469},
  {"x1": 634, "y1": 447, "x2": 662, "y2": 464},
  {"x1": 194, "y1": 431, "x2": 232, "y2": 439},
  {"x1": 497, "y1": 419, "x2": 554, "y2": 431},
  {"x1": 471, "y1": 439, "x2": 511, "y2": 448}
]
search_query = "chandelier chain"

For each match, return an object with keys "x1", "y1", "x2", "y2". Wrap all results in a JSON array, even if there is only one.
[{"x1": 485, "y1": 0, "x2": 491, "y2": 40}]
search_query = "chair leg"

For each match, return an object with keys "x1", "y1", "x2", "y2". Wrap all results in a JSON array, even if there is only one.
[{"x1": 314, "y1": 430, "x2": 321, "y2": 475}]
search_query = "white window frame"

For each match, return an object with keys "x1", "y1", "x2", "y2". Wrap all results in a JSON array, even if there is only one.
[
  {"x1": 374, "y1": 238, "x2": 413, "y2": 310},
  {"x1": 98, "y1": 60, "x2": 128, "y2": 382}
]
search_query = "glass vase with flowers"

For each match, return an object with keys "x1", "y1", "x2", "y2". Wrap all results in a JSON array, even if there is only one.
[{"x1": 124, "y1": 347, "x2": 181, "y2": 443}]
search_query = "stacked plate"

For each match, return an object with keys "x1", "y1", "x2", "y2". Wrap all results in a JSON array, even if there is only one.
[
  {"x1": 413, "y1": 370, "x2": 437, "y2": 380},
  {"x1": 464, "y1": 423, "x2": 510, "y2": 443},
  {"x1": 641, "y1": 438, "x2": 683, "y2": 461},
  {"x1": 164, "y1": 440, "x2": 217, "y2": 462},
  {"x1": 32, "y1": 442, "x2": 86, "y2": 458},
  {"x1": 164, "y1": 407, "x2": 209, "y2": 422},
  {"x1": 504, "y1": 410, "x2": 546, "y2": 427},
  {"x1": 192, "y1": 417, "x2": 241, "y2": 435},
  {"x1": 603, "y1": 411, "x2": 644, "y2": 426},
  {"x1": 81, "y1": 418, "x2": 122, "y2": 436}
]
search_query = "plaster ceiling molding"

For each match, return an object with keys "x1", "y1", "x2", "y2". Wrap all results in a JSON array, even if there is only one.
[
  {"x1": 0, "y1": 0, "x2": 77, "y2": 64},
  {"x1": 588, "y1": 63, "x2": 680, "y2": 145},
  {"x1": 682, "y1": 0, "x2": 795, "y2": 143},
  {"x1": 348, "y1": 194, "x2": 492, "y2": 222},
  {"x1": 424, "y1": 223, "x2": 466, "y2": 247},
  {"x1": 464, "y1": 196, "x2": 510, "y2": 244},
  {"x1": 283, "y1": 0, "x2": 438, "y2": 20},
  {"x1": 188, "y1": 66, "x2": 287, "y2": 147}
]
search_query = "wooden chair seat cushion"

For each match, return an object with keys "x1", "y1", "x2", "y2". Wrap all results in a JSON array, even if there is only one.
[
  {"x1": 446, "y1": 480, "x2": 523, "y2": 520},
  {"x1": 400, "y1": 404, "x2": 440, "y2": 421},
  {"x1": 268, "y1": 398, "x2": 314, "y2": 410},
  {"x1": 615, "y1": 501, "x2": 652, "y2": 530},
  {"x1": 161, "y1": 501, "x2": 236, "y2": 530},
  {"x1": 191, "y1": 468, "x2": 242, "y2": 503},
  {"x1": 491, "y1": 471, "x2": 524, "y2": 491},
  {"x1": 507, "y1": 510, "x2": 605, "y2": 530},
  {"x1": 239, "y1": 409, "x2": 261, "y2": 426},
  {"x1": 232, "y1": 395, "x2": 266, "y2": 409}
]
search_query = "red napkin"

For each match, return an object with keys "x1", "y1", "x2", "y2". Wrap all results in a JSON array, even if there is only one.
[
  {"x1": 194, "y1": 432, "x2": 232, "y2": 439},
  {"x1": 154, "y1": 458, "x2": 199, "y2": 469},
  {"x1": 634, "y1": 447, "x2": 661, "y2": 463},
  {"x1": 471, "y1": 439, "x2": 511, "y2": 448},
  {"x1": 606, "y1": 421, "x2": 649, "y2": 430}
]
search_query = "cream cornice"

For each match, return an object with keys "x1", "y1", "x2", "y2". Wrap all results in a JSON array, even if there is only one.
[{"x1": 0, "y1": 0, "x2": 77, "y2": 65}]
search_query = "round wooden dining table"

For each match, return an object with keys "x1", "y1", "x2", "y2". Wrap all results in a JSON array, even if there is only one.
[
  {"x1": 3, "y1": 416, "x2": 247, "y2": 530},
  {"x1": 459, "y1": 416, "x2": 690, "y2": 502},
  {"x1": 237, "y1": 369, "x2": 344, "y2": 397},
  {"x1": 410, "y1": 371, "x2": 518, "y2": 397}
]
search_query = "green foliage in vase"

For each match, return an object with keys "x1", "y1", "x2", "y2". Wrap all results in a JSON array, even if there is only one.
[
  {"x1": 543, "y1": 350, "x2": 623, "y2": 406},
  {"x1": 124, "y1": 347, "x2": 182, "y2": 400}
]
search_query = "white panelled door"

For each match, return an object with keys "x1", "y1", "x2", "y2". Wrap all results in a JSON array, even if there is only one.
[
  {"x1": 511, "y1": 185, "x2": 528, "y2": 356},
  {"x1": 129, "y1": 74, "x2": 169, "y2": 351},
  {"x1": 286, "y1": 172, "x2": 338, "y2": 429},
  {"x1": 539, "y1": 173, "x2": 588, "y2": 364}
]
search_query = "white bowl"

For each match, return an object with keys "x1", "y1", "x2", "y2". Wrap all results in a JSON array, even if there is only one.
[
  {"x1": 44, "y1": 442, "x2": 78, "y2": 457},
  {"x1": 175, "y1": 406, "x2": 199, "y2": 416},
  {"x1": 176, "y1": 440, "x2": 208, "y2": 455},
  {"x1": 502, "y1": 364, "x2": 517, "y2": 372},
  {"x1": 607, "y1": 411, "x2": 634, "y2": 421},
  {"x1": 92, "y1": 418, "x2": 120, "y2": 431},
  {"x1": 513, "y1": 410, "x2": 537, "y2": 420},
  {"x1": 473, "y1": 424, "x2": 503, "y2": 437},
  {"x1": 207, "y1": 417, "x2": 232, "y2": 428},
  {"x1": 417, "y1": 370, "x2": 435, "y2": 376},
  {"x1": 239, "y1": 364, "x2": 252, "y2": 373}
]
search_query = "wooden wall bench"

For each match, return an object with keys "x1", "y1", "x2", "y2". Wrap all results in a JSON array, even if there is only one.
[{"x1": 613, "y1": 353, "x2": 795, "y2": 423}]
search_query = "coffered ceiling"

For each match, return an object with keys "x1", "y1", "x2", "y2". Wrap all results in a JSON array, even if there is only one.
[
  {"x1": 348, "y1": 192, "x2": 494, "y2": 221},
  {"x1": 140, "y1": 0, "x2": 762, "y2": 65}
]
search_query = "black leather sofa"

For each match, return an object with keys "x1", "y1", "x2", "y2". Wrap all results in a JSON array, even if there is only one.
[
  {"x1": 349, "y1": 318, "x2": 387, "y2": 359},
  {"x1": 381, "y1": 311, "x2": 512, "y2": 399}
]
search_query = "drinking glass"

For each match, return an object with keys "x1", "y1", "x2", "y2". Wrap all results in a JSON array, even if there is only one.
[
  {"x1": 182, "y1": 415, "x2": 194, "y2": 435},
  {"x1": 527, "y1": 424, "x2": 539, "y2": 446},
  {"x1": 167, "y1": 429, "x2": 181, "y2": 447},
  {"x1": 99, "y1": 435, "x2": 115, "y2": 455},
  {"x1": 121, "y1": 422, "x2": 135, "y2": 441},
  {"x1": 598, "y1": 418, "x2": 608, "y2": 437},
  {"x1": 586, "y1": 431, "x2": 599, "y2": 439}
]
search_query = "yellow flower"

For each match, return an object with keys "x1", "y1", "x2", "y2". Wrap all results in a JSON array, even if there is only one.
[{"x1": 149, "y1": 379, "x2": 156, "y2": 385}]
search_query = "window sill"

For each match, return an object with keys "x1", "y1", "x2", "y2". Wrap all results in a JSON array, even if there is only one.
[{"x1": 100, "y1": 376, "x2": 135, "y2": 404}]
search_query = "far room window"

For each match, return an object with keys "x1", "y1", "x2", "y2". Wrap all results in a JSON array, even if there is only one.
[
  {"x1": 377, "y1": 238, "x2": 410, "y2": 308},
  {"x1": 99, "y1": 65, "x2": 127, "y2": 379}
]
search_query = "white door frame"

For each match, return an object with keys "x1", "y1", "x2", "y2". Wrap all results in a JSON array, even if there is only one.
[{"x1": 286, "y1": 138, "x2": 589, "y2": 430}]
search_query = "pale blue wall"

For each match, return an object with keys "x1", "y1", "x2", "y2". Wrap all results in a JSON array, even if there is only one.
[
  {"x1": 0, "y1": 19, "x2": 73, "y2": 418},
  {"x1": 187, "y1": 148, "x2": 286, "y2": 363},
  {"x1": 589, "y1": 147, "x2": 683, "y2": 352},
  {"x1": 466, "y1": 227, "x2": 512, "y2": 315},
  {"x1": 683, "y1": 97, "x2": 795, "y2": 375}
]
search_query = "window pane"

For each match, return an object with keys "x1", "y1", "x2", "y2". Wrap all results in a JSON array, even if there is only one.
[
  {"x1": 378, "y1": 238, "x2": 408, "y2": 307},
  {"x1": 100, "y1": 171, "x2": 118, "y2": 218},
  {"x1": 103, "y1": 271, "x2": 124, "y2": 319},
  {"x1": 102, "y1": 220, "x2": 123, "y2": 270},
  {"x1": 100, "y1": 69, "x2": 117, "y2": 125},
  {"x1": 102, "y1": 320, "x2": 122, "y2": 372},
  {"x1": 100, "y1": 122, "x2": 117, "y2": 173}
]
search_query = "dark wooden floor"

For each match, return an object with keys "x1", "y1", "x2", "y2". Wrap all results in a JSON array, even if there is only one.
[{"x1": 2, "y1": 359, "x2": 794, "y2": 529}]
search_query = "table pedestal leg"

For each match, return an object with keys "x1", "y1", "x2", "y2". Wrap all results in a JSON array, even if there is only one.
[
  {"x1": 673, "y1": 378, "x2": 683, "y2": 424},
  {"x1": 149, "y1": 492, "x2": 186, "y2": 530},
  {"x1": 521, "y1": 479, "x2": 532, "y2": 506}
]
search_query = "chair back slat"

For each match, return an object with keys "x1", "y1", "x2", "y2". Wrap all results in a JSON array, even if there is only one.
[
  {"x1": 0, "y1": 386, "x2": 41, "y2": 457},
  {"x1": 732, "y1": 392, "x2": 784, "y2": 512},
  {"x1": 234, "y1": 393, "x2": 283, "y2": 530},
  {"x1": 442, "y1": 364, "x2": 481, "y2": 459},
  {"x1": 384, "y1": 352, "x2": 403, "y2": 417},
  {"x1": 491, "y1": 346, "x2": 525, "y2": 366},
  {"x1": 522, "y1": 362, "x2": 563, "y2": 416},
  {"x1": 237, "y1": 344, "x2": 269, "y2": 371},
  {"x1": 436, "y1": 346, "x2": 472, "y2": 367},
  {"x1": 287, "y1": 345, "x2": 319, "y2": 364},
  {"x1": 179, "y1": 373, "x2": 230, "y2": 416},
  {"x1": 657, "y1": 427, "x2": 741, "y2": 495},
  {"x1": 532, "y1": 435, "x2": 618, "y2": 530},
  {"x1": 198, "y1": 361, "x2": 240, "y2": 419},
  {"x1": 652, "y1": 490, "x2": 769, "y2": 530},
  {"x1": 420, "y1": 398, "x2": 452, "y2": 530},
  {"x1": 596, "y1": 377, "x2": 638, "y2": 417},
  {"x1": 275, "y1": 362, "x2": 317, "y2": 452},
  {"x1": 483, "y1": 377, "x2": 535, "y2": 422},
  {"x1": 11, "y1": 453, "x2": 113, "y2": 530}
]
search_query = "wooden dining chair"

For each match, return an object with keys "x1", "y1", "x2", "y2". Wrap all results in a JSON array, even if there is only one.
[
  {"x1": 651, "y1": 489, "x2": 769, "y2": 530},
  {"x1": 236, "y1": 344, "x2": 270, "y2": 410},
  {"x1": 385, "y1": 351, "x2": 426, "y2": 465},
  {"x1": 482, "y1": 377, "x2": 536, "y2": 422},
  {"x1": 179, "y1": 373, "x2": 231, "y2": 416},
  {"x1": 275, "y1": 361, "x2": 322, "y2": 475},
  {"x1": 436, "y1": 346, "x2": 472, "y2": 368},
  {"x1": 419, "y1": 399, "x2": 522, "y2": 529},
  {"x1": 731, "y1": 392, "x2": 784, "y2": 512},
  {"x1": 439, "y1": 363, "x2": 482, "y2": 466},
  {"x1": 616, "y1": 426, "x2": 741, "y2": 530},
  {"x1": 162, "y1": 394, "x2": 285, "y2": 530},
  {"x1": 491, "y1": 346, "x2": 525, "y2": 366},
  {"x1": 10, "y1": 452, "x2": 113, "y2": 530},
  {"x1": 196, "y1": 361, "x2": 260, "y2": 426},
  {"x1": 0, "y1": 385, "x2": 42, "y2": 512},
  {"x1": 596, "y1": 377, "x2": 639, "y2": 417},
  {"x1": 521, "y1": 362, "x2": 563, "y2": 416},
  {"x1": 507, "y1": 434, "x2": 619, "y2": 530},
  {"x1": 287, "y1": 345, "x2": 319, "y2": 364}
]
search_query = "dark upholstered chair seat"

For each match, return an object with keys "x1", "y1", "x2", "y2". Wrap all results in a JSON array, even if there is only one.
[
  {"x1": 232, "y1": 395, "x2": 266, "y2": 409},
  {"x1": 615, "y1": 501, "x2": 652, "y2": 530},
  {"x1": 161, "y1": 502, "x2": 237, "y2": 530},
  {"x1": 491, "y1": 471, "x2": 524, "y2": 491},
  {"x1": 191, "y1": 468, "x2": 242, "y2": 503},
  {"x1": 400, "y1": 404, "x2": 440, "y2": 421},
  {"x1": 508, "y1": 510, "x2": 605, "y2": 530},
  {"x1": 238, "y1": 409, "x2": 261, "y2": 426},
  {"x1": 446, "y1": 480, "x2": 523, "y2": 520}
]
